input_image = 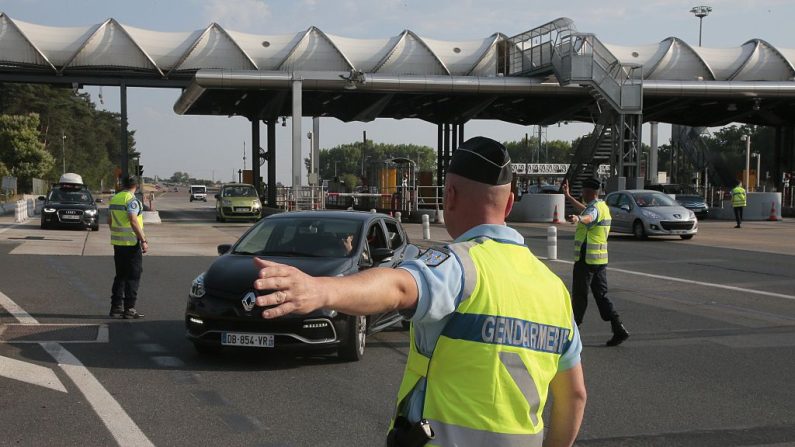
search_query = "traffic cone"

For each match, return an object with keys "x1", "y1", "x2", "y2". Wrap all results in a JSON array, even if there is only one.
[
  {"x1": 552, "y1": 205, "x2": 560, "y2": 224},
  {"x1": 768, "y1": 201, "x2": 779, "y2": 221}
]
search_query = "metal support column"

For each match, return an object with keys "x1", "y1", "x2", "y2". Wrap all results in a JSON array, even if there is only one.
[
  {"x1": 458, "y1": 123, "x2": 465, "y2": 146},
  {"x1": 649, "y1": 122, "x2": 659, "y2": 183},
  {"x1": 437, "y1": 124, "x2": 443, "y2": 187},
  {"x1": 251, "y1": 119, "x2": 261, "y2": 194},
  {"x1": 267, "y1": 119, "x2": 277, "y2": 208},
  {"x1": 443, "y1": 123, "x2": 451, "y2": 184},
  {"x1": 312, "y1": 117, "x2": 320, "y2": 183},
  {"x1": 292, "y1": 79, "x2": 302, "y2": 207},
  {"x1": 120, "y1": 82, "x2": 128, "y2": 180},
  {"x1": 451, "y1": 124, "x2": 458, "y2": 155}
]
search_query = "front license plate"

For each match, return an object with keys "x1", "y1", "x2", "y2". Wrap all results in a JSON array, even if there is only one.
[
  {"x1": 234, "y1": 207, "x2": 249, "y2": 212},
  {"x1": 61, "y1": 214, "x2": 80, "y2": 220},
  {"x1": 221, "y1": 332, "x2": 274, "y2": 347}
]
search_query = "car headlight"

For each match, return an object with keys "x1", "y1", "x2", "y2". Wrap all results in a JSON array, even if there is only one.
[
  {"x1": 190, "y1": 273, "x2": 206, "y2": 298},
  {"x1": 688, "y1": 210, "x2": 696, "y2": 219},
  {"x1": 222, "y1": 199, "x2": 232, "y2": 206},
  {"x1": 641, "y1": 210, "x2": 661, "y2": 219},
  {"x1": 43, "y1": 207, "x2": 56, "y2": 213},
  {"x1": 84, "y1": 209, "x2": 97, "y2": 216},
  {"x1": 252, "y1": 201, "x2": 261, "y2": 208}
]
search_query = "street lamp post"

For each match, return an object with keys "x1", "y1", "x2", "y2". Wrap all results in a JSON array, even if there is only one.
[
  {"x1": 689, "y1": 5, "x2": 712, "y2": 46},
  {"x1": 61, "y1": 132, "x2": 66, "y2": 174},
  {"x1": 740, "y1": 134, "x2": 751, "y2": 189}
]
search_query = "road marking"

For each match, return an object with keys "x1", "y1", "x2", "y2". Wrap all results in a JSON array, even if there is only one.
[
  {"x1": 0, "y1": 289, "x2": 154, "y2": 447},
  {"x1": 0, "y1": 221, "x2": 24, "y2": 235},
  {"x1": 544, "y1": 258, "x2": 795, "y2": 301},
  {"x1": 0, "y1": 354, "x2": 67, "y2": 392},
  {"x1": 151, "y1": 356, "x2": 185, "y2": 368}
]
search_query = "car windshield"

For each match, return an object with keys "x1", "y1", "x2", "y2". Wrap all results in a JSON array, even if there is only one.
[
  {"x1": 222, "y1": 186, "x2": 256, "y2": 197},
  {"x1": 49, "y1": 188, "x2": 92, "y2": 203},
  {"x1": 632, "y1": 192, "x2": 677, "y2": 207},
  {"x1": 234, "y1": 217, "x2": 362, "y2": 258},
  {"x1": 191, "y1": 187, "x2": 205, "y2": 193}
]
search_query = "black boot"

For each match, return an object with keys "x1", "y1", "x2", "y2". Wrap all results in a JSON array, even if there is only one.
[{"x1": 606, "y1": 317, "x2": 629, "y2": 346}]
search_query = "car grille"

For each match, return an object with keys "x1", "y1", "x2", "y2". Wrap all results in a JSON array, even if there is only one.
[
  {"x1": 193, "y1": 317, "x2": 336, "y2": 342},
  {"x1": 57, "y1": 209, "x2": 84, "y2": 222},
  {"x1": 222, "y1": 206, "x2": 256, "y2": 215},
  {"x1": 661, "y1": 220, "x2": 695, "y2": 231}
]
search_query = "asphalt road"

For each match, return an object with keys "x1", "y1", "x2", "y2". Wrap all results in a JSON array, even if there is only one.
[{"x1": 1, "y1": 192, "x2": 794, "y2": 446}]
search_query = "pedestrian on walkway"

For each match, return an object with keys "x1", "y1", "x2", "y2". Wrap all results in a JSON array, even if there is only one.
[
  {"x1": 253, "y1": 137, "x2": 586, "y2": 447},
  {"x1": 731, "y1": 180, "x2": 747, "y2": 228},
  {"x1": 108, "y1": 177, "x2": 146, "y2": 319},
  {"x1": 562, "y1": 178, "x2": 629, "y2": 346}
]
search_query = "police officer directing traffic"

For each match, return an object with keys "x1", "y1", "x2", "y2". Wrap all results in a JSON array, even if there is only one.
[
  {"x1": 253, "y1": 137, "x2": 586, "y2": 447},
  {"x1": 108, "y1": 176, "x2": 146, "y2": 319},
  {"x1": 562, "y1": 178, "x2": 628, "y2": 346},
  {"x1": 730, "y1": 180, "x2": 747, "y2": 228}
]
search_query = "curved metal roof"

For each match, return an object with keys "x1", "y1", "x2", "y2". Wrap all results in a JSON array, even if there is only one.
[{"x1": 1, "y1": 12, "x2": 792, "y2": 81}]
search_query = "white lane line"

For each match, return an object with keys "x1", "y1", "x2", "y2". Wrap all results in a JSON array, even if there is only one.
[
  {"x1": 0, "y1": 354, "x2": 67, "y2": 393},
  {"x1": 0, "y1": 290, "x2": 38, "y2": 324},
  {"x1": 0, "y1": 290, "x2": 154, "y2": 447},
  {"x1": 0, "y1": 221, "x2": 24, "y2": 235},
  {"x1": 40, "y1": 342, "x2": 154, "y2": 447},
  {"x1": 543, "y1": 258, "x2": 795, "y2": 301}
]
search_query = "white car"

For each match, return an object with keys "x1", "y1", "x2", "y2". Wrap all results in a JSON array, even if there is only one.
[
  {"x1": 605, "y1": 190, "x2": 697, "y2": 240},
  {"x1": 189, "y1": 185, "x2": 207, "y2": 202}
]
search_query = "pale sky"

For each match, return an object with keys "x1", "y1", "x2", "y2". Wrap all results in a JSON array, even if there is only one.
[{"x1": 0, "y1": 0, "x2": 793, "y2": 182}]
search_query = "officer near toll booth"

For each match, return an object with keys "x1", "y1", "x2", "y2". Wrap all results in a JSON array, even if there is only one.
[
  {"x1": 731, "y1": 180, "x2": 747, "y2": 228},
  {"x1": 108, "y1": 176, "x2": 146, "y2": 319},
  {"x1": 562, "y1": 177, "x2": 629, "y2": 346},
  {"x1": 252, "y1": 137, "x2": 586, "y2": 447}
]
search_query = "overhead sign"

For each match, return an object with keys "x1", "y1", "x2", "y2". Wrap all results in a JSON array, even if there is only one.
[{"x1": 510, "y1": 164, "x2": 611, "y2": 176}]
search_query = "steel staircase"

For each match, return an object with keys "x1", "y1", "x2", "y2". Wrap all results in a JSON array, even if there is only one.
[{"x1": 506, "y1": 18, "x2": 644, "y2": 193}]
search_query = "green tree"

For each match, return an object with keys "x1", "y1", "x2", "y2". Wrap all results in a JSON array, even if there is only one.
[
  {"x1": 0, "y1": 113, "x2": 55, "y2": 184},
  {"x1": 503, "y1": 138, "x2": 572, "y2": 163},
  {"x1": 0, "y1": 83, "x2": 134, "y2": 190},
  {"x1": 315, "y1": 141, "x2": 436, "y2": 182}
]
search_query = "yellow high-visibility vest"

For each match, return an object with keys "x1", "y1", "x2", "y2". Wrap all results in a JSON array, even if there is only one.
[
  {"x1": 574, "y1": 200, "x2": 611, "y2": 265},
  {"x1": 109, "y1": 191, "x2": 143, "y2": 246},
  {"x1": 731, "y1": 186, "x2": 747, "y2": 207},
  {"x1": 393, "y1": 238, "x2": 575, "y2": 446}
]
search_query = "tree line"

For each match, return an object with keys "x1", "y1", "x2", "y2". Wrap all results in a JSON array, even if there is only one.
[{"x1": 0, "y1": 83, "x2": 135, "y2": 192}]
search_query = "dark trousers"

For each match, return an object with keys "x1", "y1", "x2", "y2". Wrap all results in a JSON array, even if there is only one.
[
  {"x1": 111, "y1": 244, "x2": 143, "y2": 310},
  {"x1": 733, "y1": 207, "x2": 744, "y2": 226},
  {"x1": 572, "y1": 261, "x2": 617, "y2": 325}
]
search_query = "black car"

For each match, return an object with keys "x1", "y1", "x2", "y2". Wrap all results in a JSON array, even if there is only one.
[
  {"x1": 673, "y1": 194, "x2": 709, "y2": 219},
  {"x1": 39, "y1": 184, "x2": 100, "y2": 230},
  {"x1": 186, "y1": 210, "x2": 420, "y2": 361}
]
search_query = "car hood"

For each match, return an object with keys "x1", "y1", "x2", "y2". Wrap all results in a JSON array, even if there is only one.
[
  {"x1": 44, "y1": 202, "x2": 96, "y2": 210},
  {"x1": 643, "y1": 206, "x2": 693, "y2": 219},
  {"x1": 219, "y1": 197, "x2": 260, "y2": 205},
  {"x1": 204, "y1": 254, "x2": 354, "y2": 296}
]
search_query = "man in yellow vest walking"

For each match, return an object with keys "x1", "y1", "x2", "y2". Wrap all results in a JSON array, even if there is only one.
[
  {"x1": 730, "y1": 180, "x2": 747, "y2": 228},
  {"x1": 563, "y1": 178, "x2": 629, "y2": 347},
  {"x1": 251, "y1": 137, "x2": 586, "y2": 447},
  {"x1": 108, "y1": 177, "x2": 147, "y2": 319}
]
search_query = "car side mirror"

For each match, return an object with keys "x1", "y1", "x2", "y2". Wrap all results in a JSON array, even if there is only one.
[
  {"x1": 371, "y1": 247, "x2": 394, "y2": 263},
  {"x1": 95, "y1": 198, "x2": 103, "y2": 203},
  {"x1": 38, "y1": 196, "x2": 46, "y2": 201},
  {"x1": 217, "y1": 244, "x2": 232, "y2": 255},
  {"x1": 620, "y1": 204, "x2": 630, "y2": 212},
  {"x1": 214, "y1": 194, "x2": 220, "y2": 200}
]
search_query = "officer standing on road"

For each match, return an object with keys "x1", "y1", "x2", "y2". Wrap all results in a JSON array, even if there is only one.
[
  {"x1": 562, "y1": 178, "x2": 629, "y2": 346},
  {"x1": 252, "y1": 137, "x2": 586, "y2": 447},
  {"x1": 108, "y1": 176, "x2": 146, "y2": 319},
  {"x1": 731, "y1": 180, "x2": 747, "y2": 228}
]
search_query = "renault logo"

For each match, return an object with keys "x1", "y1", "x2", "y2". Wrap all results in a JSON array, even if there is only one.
[{"x1": 241, "y1": 292, "x2": 256, "y2": 312}]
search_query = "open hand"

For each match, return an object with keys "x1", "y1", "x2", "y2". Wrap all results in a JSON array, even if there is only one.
[
  {"x1": 561, "y1": 180, "x2": 570, "y2": 196},
  {"x1": 252, "y1": 257, "x2": 327, "y2": 319}
]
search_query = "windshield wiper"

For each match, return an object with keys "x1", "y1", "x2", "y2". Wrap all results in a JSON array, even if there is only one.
[
  {"x1": 260, "y1": 251, "x2": 321, "y2": 257},
  {"x1": 232, "y1": 250, "x2": 259, "y2": 255}
]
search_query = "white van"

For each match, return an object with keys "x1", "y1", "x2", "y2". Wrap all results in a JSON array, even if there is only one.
[{"x1": 189, "y1": 185, "x2": 207, "y2": 202}]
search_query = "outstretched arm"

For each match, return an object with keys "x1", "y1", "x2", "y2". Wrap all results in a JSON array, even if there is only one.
[
  {"x1": 252, "y1": 258, "x2": 419, "y2": 319},
  {"x1": 562, "y1": 181, "x2": 586, "y2": 212},
  {"x1": 543, "y1": 363, "x2": 586, "y2": 447}
]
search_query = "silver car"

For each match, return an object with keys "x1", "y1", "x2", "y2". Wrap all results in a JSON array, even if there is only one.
[{"x1": 605, "y1": 190, "x2": 698, "y2": 240}]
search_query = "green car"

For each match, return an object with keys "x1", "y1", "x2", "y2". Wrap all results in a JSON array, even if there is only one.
[{"x1": 215, "y1": 184, "x2": 262, "y2": 222}]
